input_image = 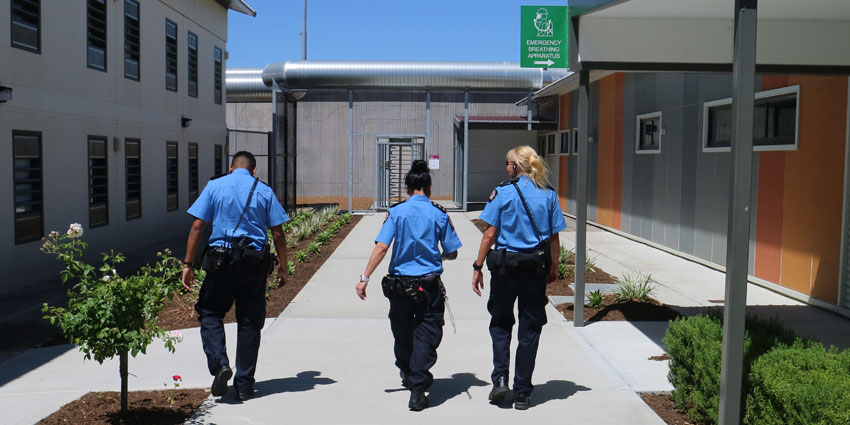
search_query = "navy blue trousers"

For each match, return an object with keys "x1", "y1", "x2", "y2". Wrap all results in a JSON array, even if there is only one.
[
  {"x1": 388, "y1": 280, "x2": 445, "y2": 389},
  {"x1": 487, "y1": 268, "x2": 548, "y2": 396},
  {"x1": 195, "y1": 261, "x2": 266, "y2": 394}
]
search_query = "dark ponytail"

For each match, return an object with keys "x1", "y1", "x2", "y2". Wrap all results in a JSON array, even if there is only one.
[{"x1": 405, "y1": 159, "x2": 432, "y2": 192}]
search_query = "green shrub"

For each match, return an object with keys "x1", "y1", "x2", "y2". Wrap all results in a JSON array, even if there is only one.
[
  {"x1": 586, "y1": 290, "x2": 603, "y2": 308},
  {"x1": 616, "y1": 272, "x2": 654, "y2": 302},
  {"x1": 286, "y1": 261, "x2": 296, "y2": 275},
  {"x1": 585, "y1": 250, "x2": 597, "y2": 273},
  {"x1": 308, "y1": 242, "x2": 320, "y2": 255},
  {"x1": 295, "y1": 250, "x2": 307, "y2": 262},
  {"x1": 557, "y1": 263, "x2": 568, "y2": 279},
  {"x1": 559, "y1": 245, "x2": 573, "y2": 265},
  {"x1": 317, "y1": 231, "x2": 332, "y2": 245},
  {"x1": 744, "y1": 341, "x2": 850, "y2": 425},
  {"x1": 663, "y1": 313, "x2": 799, "y2": 424}
]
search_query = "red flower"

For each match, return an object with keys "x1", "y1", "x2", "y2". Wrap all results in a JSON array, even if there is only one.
[{"x1": 173, "y1": 375, "x2": 182, "y2": 381}]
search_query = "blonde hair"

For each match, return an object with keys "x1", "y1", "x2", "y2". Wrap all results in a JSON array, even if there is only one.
[{"x1": 506, "y1": 145, "x2": 549, "y2": 189}]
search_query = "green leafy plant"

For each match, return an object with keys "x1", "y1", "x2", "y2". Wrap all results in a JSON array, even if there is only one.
[
  {"x1": 616, "y1": 272, "x2": 655, "y2": 302},
  {"x1": 585, "y1": 250, "x2": 597, "y2": 273},
  {"x1": 557, "y1": 263, "x2": 569, "y2": 280},
  {"x1": 316, "y1": 231, "x2": 332, "y2": 245},
  {"x1": 308, "y1": 241, "x2": 320, "y2": 254},
  {"x1": 41, "y1": 224, "x2": 180, "y2": 415},
  {"x1": 295, "y1": 250, "x2": 307, "y2": 262},
  {"x1": 559, "y1": 245, "x2": 573, "y2": 265},
  {"x1": 586, "y1": 290, "x2": 604, "y2": 308},
  {"x1": 286, "y1": 261, "x2": 296, "y2": 275}
]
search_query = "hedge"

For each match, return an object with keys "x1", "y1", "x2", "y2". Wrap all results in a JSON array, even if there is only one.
[{"x1": 744, "y1": 341, "x2": 850, "y2": 425}]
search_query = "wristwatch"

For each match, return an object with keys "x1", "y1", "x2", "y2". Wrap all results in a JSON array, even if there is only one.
[
  {"x1": 182, "y1": 260, "x2": 193, "y2": 268},
  {"x1": 472, "y1": 262, "x2": 483, "y2": 271},
  {"x1": 359, "y1": 274, "x2": 370, "y2": 283}
]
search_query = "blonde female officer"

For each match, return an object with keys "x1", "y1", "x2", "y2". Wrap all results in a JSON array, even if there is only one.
[{"x1": 471, "y1": 145, "x2": 565, "y2": 410}]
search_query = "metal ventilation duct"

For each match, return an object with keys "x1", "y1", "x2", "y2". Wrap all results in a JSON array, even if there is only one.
[
  {"x1": 262, "y1": 61, "x2": 568, "y2": 91},
  {"x1": 226, "y1": 68, "x2": 270, "y2": 102}
]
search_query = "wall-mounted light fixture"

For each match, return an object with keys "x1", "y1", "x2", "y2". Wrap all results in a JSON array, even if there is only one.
[
  {"x1": 0, "y1": 85, "x2": 12, "y2": 103},
  {"x1": 181, "y1": 116, "x2": 192, "y2": 128}
]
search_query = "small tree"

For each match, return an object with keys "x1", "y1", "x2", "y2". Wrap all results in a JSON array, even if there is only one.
[{"x1": 41, "y1": 224, "x2": 181, "y2": 415}]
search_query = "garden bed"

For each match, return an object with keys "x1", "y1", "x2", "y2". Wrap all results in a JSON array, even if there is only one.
[
  {"x1": 639, "y1": 393, "x2": 694, "y2": 425},
  {"x1": 37, "y1": 390, "x2": 209, "y2": 425}
]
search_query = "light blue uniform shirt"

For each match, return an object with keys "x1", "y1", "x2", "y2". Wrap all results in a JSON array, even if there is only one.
[
  {"x1": 479, "y1": 175, "x2": 567, "y2": 252},
  {"x1": 376, "y1": 195, "x2": 463, "y2": 276},
  {"x1": 187, "y1": 168, "x2": 289, "y2": 250}
]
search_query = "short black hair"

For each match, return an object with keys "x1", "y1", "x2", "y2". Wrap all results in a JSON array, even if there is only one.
[
  {"x1": 231, "y1": 151, "x2": 256, "y2": 171},
  {"x1": 405, "y1": 159, "x2": 431, "y2": 191}
]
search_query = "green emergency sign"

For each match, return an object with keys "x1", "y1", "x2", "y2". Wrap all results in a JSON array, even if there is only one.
[{"x1": 520, "y1": 6, "x2": 569, "y2": 68}]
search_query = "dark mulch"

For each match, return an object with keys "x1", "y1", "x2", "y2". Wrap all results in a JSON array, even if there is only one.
[
  {"x1": 37, "y1": 390, "x2": 208, "y2": 425},
  {"x1": 556, "y1": 293, "x2": 681, "y2": 322},
  {"x1": 157, "y1": 215, "x2": 362, "y2": 330},
  {"x1": 639, "y1": 393, "x2": 695, "y2": 425}
]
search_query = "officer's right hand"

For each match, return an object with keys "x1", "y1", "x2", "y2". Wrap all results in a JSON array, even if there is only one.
[
  {"x1": 472, "y1": 270, "x2": 484, "y2": 296},
  {"x1": 181, "y1": 267, "x2": 194, "y2": 292},
  {"x1": 356, "y1": 280, "x2": 368, "y2": 300}
]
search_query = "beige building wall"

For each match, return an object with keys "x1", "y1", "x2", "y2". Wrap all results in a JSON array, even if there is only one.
[{"x1": 0, "y1": 0, "x2": 233, "y2": 294}]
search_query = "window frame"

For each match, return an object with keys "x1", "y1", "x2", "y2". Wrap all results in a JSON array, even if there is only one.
[
  {"x1": 125, "y1": 138, "x2": 141, "y2": 220},
  {"x1": 213, "y1": 46, "x2": 223, "y2": 104},
  {"x1": 10, "y1": 0, "x2": 41, "y2": 53},
  {"x1": 559, "y1": 130, "x2": 571, "y2": 155},
  {"x1": 702, "y1": 85, "x2": 801, "y2": 153},
  {"x1": 165, "y1": 19, "x2": 178, "y2": 92},
  {"x1": 187, "y1": 31, "x2": 198, "y2": 98},
  {"x1": 123, "y1": 0, "x2": 140, "y2": 81},
  {"x1": 12, "y1": 130, "x2": 44, "y2": 244},
  {"x1": 571, "y1": 128, "x2": 579, "y2": 156},
  {"x1": 214, "y1": 144, "x2": 224, "y2": 177},
  {"x1": 86, "y1": 0, "x2": 107, "y2": 72},
  {"x1": 166, "y1": 141, "x2": 179, "y2": 211},
  {"x1": 88, "y1": 136, "x2": 109, "y2": 228},
  {"x1": 635, "y1": 111, "x2": 663, "y2": 154},
  {"x1": 188, "y1": 143, "x2": 198, "y2": 203}
]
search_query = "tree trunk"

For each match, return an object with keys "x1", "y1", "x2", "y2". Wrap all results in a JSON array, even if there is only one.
[{"x1": 119, "y1": 350, "x2": 128, "y2": 415}]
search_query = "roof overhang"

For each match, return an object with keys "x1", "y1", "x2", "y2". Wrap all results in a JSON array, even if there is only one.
[
  {"x1": 570, "y1": 0, "x2": 850, "y2": 73},
  {"x1": 216, "y1": 0, "x2": 256, "y2": 17},
  {"x1": 517, "y1": 70, "x2": 615, "y2": 106}
]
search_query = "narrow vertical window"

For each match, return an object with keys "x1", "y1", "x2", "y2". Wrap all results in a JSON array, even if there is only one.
[
  {"x1": 88, "y1": 137, "x2": 109, "y2": 227},
  {"x1": 13, "y1": 131, "x2": 43, "y2": 244},
  {"x1": 165, "y1": 19, "x2": 178, "y2": 92},
  {"x1": 547, "y1": 134, "x2": 556, "y2": 155},
  {"x1": 11, "y1": 0, "x2": 40, "y2": 53},
  {"x1": 124, "y1": 0, "x2": 140, "y2": 81},
  {"x1": 188, "y1": 143, "x2": 198, "y2": 203},
  {"x1": 214, "y1": 144, "x2": 223, "y2": 177},
  {"x1": 214, "y1": 46, "x2": 223, "y2": 104},
  {"x1": 166, "y1": 142, "x2": 178, "y2": 211},
  {"x1": 188, "y1": 32, "x2": 198, "y2": 98},
  {"x1": 125, "y1": 139, "x2": 141, "y2": 220},
  {"x1": 87, "y1": 0, "x2": 107, "y2": 71},
  {"x1": 560, "y1": 131, "x2": 570, "y2": 154}
]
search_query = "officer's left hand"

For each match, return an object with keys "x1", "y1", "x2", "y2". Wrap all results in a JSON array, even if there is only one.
[
  {"x1": 275, "y1": 267, "x2": 287, "y2": 288},
  {"x1": 547, "y1": 264, "x2": 557, "y2": 284}
]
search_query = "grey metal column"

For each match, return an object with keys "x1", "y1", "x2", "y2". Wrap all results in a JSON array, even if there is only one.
[
  {"x1": 301, "y1": 0, "x2": 307, "y2": 60},
  {"x1": 574, "y1": 70, "x2": 590, "y2": 327},
  {"x1": 271, "y1": 85, "x2": 279, "y2": 199},
  {"x1": 463, "y1": 90, "x2": 469, "y2": 211},
  {"x1": 527, "y1": 89, "x2": 533, "y2": 130},
  {"x1": 348, "y1": 89, "x2": 354, "y2": 212},
  {"x1": 718, "y1": 1, "x2": 757, "y2": 424},
  {"x1": 426, "y1": 90, "x2": 431, "y2": 156}
]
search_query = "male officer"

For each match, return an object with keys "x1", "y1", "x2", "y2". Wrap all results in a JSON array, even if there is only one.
[{"x1": 182, "y1": 151, "x2": 289, "y2": 401}]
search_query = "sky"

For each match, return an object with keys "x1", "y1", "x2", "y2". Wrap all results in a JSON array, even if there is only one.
[{"x1": 226, "y1": 0, "x2": 568, "y2": 68}]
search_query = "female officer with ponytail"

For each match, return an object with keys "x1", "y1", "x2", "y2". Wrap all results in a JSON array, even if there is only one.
[
  {"x1": 355, "y1": 159, "x2": 462, "y2": 411},
  {"x1": 472, "y1": 145, "x2": 566, "y2": 410}
]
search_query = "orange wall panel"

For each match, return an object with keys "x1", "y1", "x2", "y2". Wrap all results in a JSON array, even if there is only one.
[
  {"x1": 612, "y1": 73, "x2": 624, "y2": 230},
  {"x1": 559, "y1": 156, "x2": 569, "y2": 211},
  {"x1": 596, "y1": 74, "x2": 624, "y2": 230},
  {"x1": 779, "y1": 76, "x2": 847, "y2": 303},
  {"x1": 559, "y1": 93, "x2": 570, "y2": 130}
]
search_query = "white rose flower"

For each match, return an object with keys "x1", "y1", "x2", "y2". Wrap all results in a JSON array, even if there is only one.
[
  {"x1": 112, "y1": 269, "x2": 118, "y2": 276},
  {"x1": 169, "y1": 330, "x2": 184, "y2": 343},
  {"x1": 67, "y1": 223, "x2": 84, "y2": 239},
  {"x1": 102, "y1": 275, "x2": 110, "y2": 282}
]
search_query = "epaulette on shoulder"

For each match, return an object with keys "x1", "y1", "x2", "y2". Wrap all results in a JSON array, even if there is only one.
[
  {"x1": 497, "y1": 178, "x2": 519, "y2": 187},
  {"x1": 209, "y1": 174, "x2": 225, "y2": 181},
  {"x1": 547, "y1": 185, "x2": 556, "y2": 192},
  {"x1": 389, "y1": 200, "x2": 407, "y2": 208},
  {"x1": 258, "y1": 179, "x2": 271, "y2": 188},
  {"x1": 430, "y1": 201, "x2": 447, "y2": 214}
]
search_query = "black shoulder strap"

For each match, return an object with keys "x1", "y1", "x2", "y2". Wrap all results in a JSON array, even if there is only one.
[
  {"x1": 430, "y1": 201, "x2": 447, "y2": 214},
  {"x1": 232, "y1": 178, "x2": 260, "y2": 234},
  {"x1": 511, "y1": 181, "x2": 543, "y2": 243}
]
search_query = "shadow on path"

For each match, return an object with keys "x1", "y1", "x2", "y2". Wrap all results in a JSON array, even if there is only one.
[
  {"x1": 427, "y1": 372, "x2": 489, "y2": 407},
  {"x1": 216, "y1": 370, "x2": 336, "y2": 404},
  {"x1": 532, "y1": 379, "x2": 591, "y2": 406}
]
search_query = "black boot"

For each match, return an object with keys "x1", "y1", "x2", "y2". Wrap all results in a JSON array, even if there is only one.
[
  {"x1": 408, "y1": 385, "x2": 429, "y2": 411},
  {"x1": 488, "y1": 376, "x2": 511, "y2": 404}
]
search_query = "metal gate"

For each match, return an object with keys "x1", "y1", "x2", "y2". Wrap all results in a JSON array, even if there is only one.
[{"x1": 376, "y1": 137, "x2": 424, "y2": 209}]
